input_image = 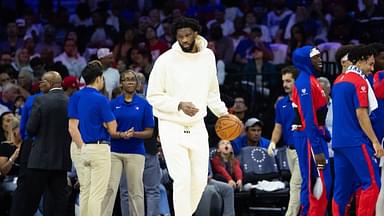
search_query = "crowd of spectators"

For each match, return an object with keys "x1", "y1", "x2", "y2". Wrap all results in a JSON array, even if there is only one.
[{"x1": 0, "y1": 0, "x2": 383, "y2": 215}]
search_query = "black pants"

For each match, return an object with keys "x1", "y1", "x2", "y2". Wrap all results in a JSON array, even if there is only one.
[{"x1": 14, "y1": 168, "x2": 68, "y2": 216}]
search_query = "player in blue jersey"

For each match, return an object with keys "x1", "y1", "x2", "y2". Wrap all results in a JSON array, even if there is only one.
[
  {"x1": 332, "y1": 45, "x2": 384, "y2": 216},
  {"x1": 291, "y1": 46, "x2": 332, "y2": 216}
]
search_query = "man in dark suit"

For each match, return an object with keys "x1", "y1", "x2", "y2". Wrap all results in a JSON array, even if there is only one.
[{"x1": 20, "y1": 71, "x2": 71, "y2": 216}]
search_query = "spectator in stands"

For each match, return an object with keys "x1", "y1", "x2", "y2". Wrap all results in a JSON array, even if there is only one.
[
  {"x1": 1, "y1": 83, "x2": 20, "y2": 111},
  {"x1": 88, "y1": 9, "x2": 118, "y2": 48},
  {"x1": 97, "y1": 48, "x2": 120, "y2": 98},
  {"x1": 242, "y1": 45, "x2": 276, "y2": 96},
  {"x1": 356, "y1": 0, "x2": 384, "y2": 43},
  {"x1": 243, "y1": 11, "x2": 271, "y2": 43},
  {"x1": 206, "y1": 5, "x2": 235, "y2": 37},
  {"x1": 207, "y1": 22, "x2": 234, "y2": 65},
  {"x1": 0, "y1": 116, "x2": 21, "y2": 214},
  {"x1": 265, "y1": 0, "x2": 293, "y2": 41},
  {"x1": 145, "y1": 26, "x2": 169, "y2": 61},
  {"x1": 211, "y1": 139, "x2": 243, "y2": 190},
  {"x1": 229, "y1": 96, "x2": 248, "y2": 123},
  {"x1": 11, "y1": 48, "x2": 32, "y2": 74},
  {"x1": 0, "y1": 52, "x2": 12, "y2": 66},
  {"x1": 0, "y1": 22, "x2": 23, "y2": 56},
  {"x1": 0, "y1": 72, "x2": 11, "y2": 91},
  {"x1": 234, "y1": 27, "x2": 273, "y2": 65},
  {"x1": 103, "y1": 70, "x2": 154, "y2": 216},
  {"x1": 113, "y1": 27, "x2": 136, "y2": 62},
  {"x1": 149, "y1": 8, "x2": 165, "y2": 37},
  {"x1": 230, "y1": 16, "x2": 248, "y2": 50},
  {"x1": 62, "y1": 75, "x2": 82, "y2": 97},
  {"x1": 232, "y1": 118, "x2": 270, "y2": 155},
  {"x1": 35, "y1": 25, "x2": 61, "y2": 57},
  {"x1": 54, "y1": 39, "x2": 87, "y2": 78},
  {"x1": 23, "y1": 35, "x2": 38, "y2": 58},
  {"x1": 328, "y1": 3, "x2": 355, "y2": 44},
  {"x1": 69, "y1": 3, "x2": 92, "y2": 27},
  {"x1": 129, "y1": 48, "x2": 153, "y2": 80},
  {"x1": 160, "y1": 19, "x2": 173, "y2": 46},
  {"x1": 16, "y1": 68, "x2": 33, "y2": 96},
  {"x1": 287, "y1": 23, "x2": 312, "y2": 62}
]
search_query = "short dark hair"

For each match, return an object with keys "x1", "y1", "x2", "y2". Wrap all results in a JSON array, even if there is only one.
[
  {"x1": 335, "y1": 45, "x2": 355, "y2": 71},
  {"x1": 348, "y1": 45, "x2": 376, "y2": 64},
  {"x1": 281, "y1": 65, "x2": 298, "y2": 79},
  {"x1": 82, "y1": 61, "x2": 103, "y2": 85},
  {"x1": 172, "y1": 16, "x2": 201, "y2": 36}
]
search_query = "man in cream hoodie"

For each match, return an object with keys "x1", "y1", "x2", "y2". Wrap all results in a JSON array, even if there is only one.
[{"x1": 147, "y1": 17, "x2": 229, "y2": 216}]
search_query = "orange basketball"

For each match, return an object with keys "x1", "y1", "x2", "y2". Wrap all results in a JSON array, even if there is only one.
[{"x1": 215, "y1": 114, "x2": 244, "y2": 141}]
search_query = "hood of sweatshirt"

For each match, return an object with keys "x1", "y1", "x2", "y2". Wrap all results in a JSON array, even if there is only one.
[
  {"x1": 171, "y1": 35, "x2": 208, "y2": 54},
  {"x1": 292, "y1": 45, "x2": 318, "y2": 76}
]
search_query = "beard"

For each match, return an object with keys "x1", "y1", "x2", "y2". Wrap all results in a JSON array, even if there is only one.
[{"x1": 179, "y1": 40, "x2": 196, "y2": 53}]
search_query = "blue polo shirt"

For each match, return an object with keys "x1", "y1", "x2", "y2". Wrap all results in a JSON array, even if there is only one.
[
  {"x1": 232, "y1": 135, "x2": 270, "y2": 155},
  {"x1": 68, "y1": 87, "x2": 115, "y2": 143},
  {"x1": 332, "y1": 72, "x2": 370, "y2": 148},
  {"x1": 275, "y1": 96, "x2": 295, "y2": 147},
  {"x1": 20, "y1": 93, "x2": 42, "y2": 140},
  {"x1": 110, "y1": 94, "x2": 154, "y2": 155}
]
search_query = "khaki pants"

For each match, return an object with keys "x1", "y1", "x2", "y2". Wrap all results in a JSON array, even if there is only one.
[
  {"x1": 376, "y1": 165, "x2": 384, "y2": 216},
  {"x1": 71, "y1": 142, "x2": 111, "y2": 216},
  {"x1": 286, "y1": 148, "x2": 302, "y2": 216},
  {"x1": 102, "y1": 152, "x2": 145, "y2": 216},
  {"x1": 158, "y1": 120, "x2": 209, "y2": 216}
]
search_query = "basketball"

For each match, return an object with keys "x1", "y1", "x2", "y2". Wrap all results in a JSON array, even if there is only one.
[{"x1": 215, "y1": 114, "x2": 244, "y2": 141}]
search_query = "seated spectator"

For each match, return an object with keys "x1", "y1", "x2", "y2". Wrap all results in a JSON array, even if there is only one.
[
  {"x1": 0, "y1": 115, "x2": 20, "y2": 215},
  {"x1": 232, "y1": 118, "x2": 270, "y2": 155},
  {"x1": 54, "y1": 39, "x2": 87, "y2": 78},
  {"x1": 145, "y1": 26, "x2": 169, "y2": 61},
  {"x1": 11, "y1": 48, "x2": 32, "y2": 74},
  {"x1": 243, "y1": 11, "x2": 271, "y2": 43},
  {"x1": 242, "y1": 46, "x2": 276, "y2": 95},
  {"x1": 0, "y1": 83, "x2": 20, "y2": 111},
  {"x1": 113, "y1": 27, "x2": 136, "y2": 62},
  {"x1": 207, "y1": 22, "x2": 234, "y2": 65},
  {"x1": 17, "y1": 69, "x2": 34, "y2": 95},
  {"x1": 35, "y1": 25, "x2": 62, "y2": 57},
  {"x1": 87, "y1": 9, "x2": 118, "y2": 48},
  {"x1": 211, "y1": 140, "x2": 243, "y2": 190},
  {"x1": 206, "y1": 5, "x2": 235, "y2": 37},
  {"x1": 97, "y1": 48, "x2": 120, "y2": 98},
  {"x1": 234, "y1": 27, "x2": 273, "y2": 65},
  {"x1": 229, "y1": 96, "x2": 248, "y2": 123},
  {"x1": 0, "y1": 22, "x2": 23, "y2": 56},
  {"x1": 0, "y1": 52, "x2": 13, "y2": 66},
  {"x1": 62, "y1": 76, "x2": 83, "y2": 97}
]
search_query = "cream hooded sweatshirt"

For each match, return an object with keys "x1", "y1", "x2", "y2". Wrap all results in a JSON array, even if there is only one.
[{"x1": 147, "y1": 35, "x2": 228, "y2": 126}]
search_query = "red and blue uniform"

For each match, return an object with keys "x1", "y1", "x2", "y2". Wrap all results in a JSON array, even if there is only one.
[
  {"x1": 291, "y1": 46, "x2": 331, "y2": 216},
  {"x1": 331, "y1": 66, "x2": 380, "y2": 216}
]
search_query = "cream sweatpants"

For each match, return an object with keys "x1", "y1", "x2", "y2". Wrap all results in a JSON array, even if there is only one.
[{"x1": 158, "y1": 120, "x2": 209, "y2": 216}]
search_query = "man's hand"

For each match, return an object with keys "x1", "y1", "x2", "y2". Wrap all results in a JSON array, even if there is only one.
[
  {"x1": 267, "y1": 142, "x2": 276, "y2": 156},
  {"x1": 120, "y1": 127, "x2": 135, "y2": 139},
  {"x1": 178, "y1": 102, "x2": 199, "y2": 117},
  {"x1": 228, "y1": 180, "x2": 236, "y2": 189},
  {"x1": 236, "y1": 180, "x2": 243, "y2": 190},
  {"x1": 314, "y1": 153, "x2": 326, "y2": 169},
  {"x1": 373, "y1": 141, "x2": 384, "y2": 157}
]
